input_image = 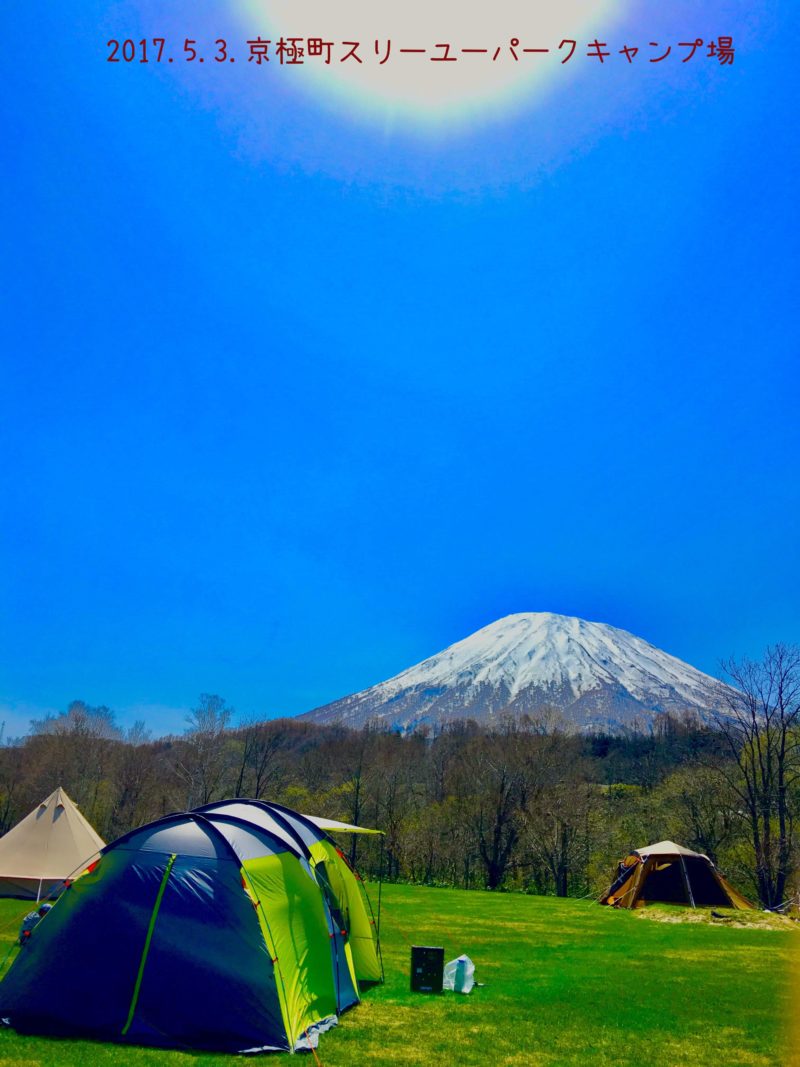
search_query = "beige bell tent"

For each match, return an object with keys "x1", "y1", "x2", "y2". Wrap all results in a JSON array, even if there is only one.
[
  {"x1": 600, "y1": 839, "x2": 753, "y2": 910},
  {"x1": 0, "y1": 787, "x2": 105, "y2": 900}
]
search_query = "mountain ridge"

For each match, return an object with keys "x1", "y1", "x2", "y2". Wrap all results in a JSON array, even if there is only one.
[{"x1": 300, "y1": 612, "x2": 730, "y2": 733}]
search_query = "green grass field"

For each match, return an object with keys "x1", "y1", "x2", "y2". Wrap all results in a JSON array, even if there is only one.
[{"x1": 0, "y1": 885, "x2": 793, "y2": 1066}]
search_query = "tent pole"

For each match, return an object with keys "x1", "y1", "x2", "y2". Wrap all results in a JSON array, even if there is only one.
[
  {"x1": 679, "y1": 855, "x2": 696, "y2": 908},
  {"x1": 376, "y1": 835, "x2": 384, "y2": 958},
  {"x1": 36, "y1": 878, "x2": 42, "y2": 903}
]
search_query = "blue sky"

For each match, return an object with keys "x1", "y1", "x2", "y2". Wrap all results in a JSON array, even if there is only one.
[{"x1": 2, "y1": 1, "x2": 798, "y2": 737}]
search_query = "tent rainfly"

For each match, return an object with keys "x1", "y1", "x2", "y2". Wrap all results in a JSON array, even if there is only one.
[
  {"x1": 0, "y1": 787, "x2": 105, "y2": 900},
  {"x1": 198, "y1": 800, "x2": 384, "y2": 985},
  {"x1": 599, "y1": 840, "x2": 753, "y2": 910},
  {"x1": 0, "y1": 801, "x2": 382, "y2": 1054}
]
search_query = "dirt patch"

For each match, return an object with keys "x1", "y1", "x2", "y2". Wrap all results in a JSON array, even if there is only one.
[{"x1": 633, "y1": 906, "x2": 797, "y2": 931}]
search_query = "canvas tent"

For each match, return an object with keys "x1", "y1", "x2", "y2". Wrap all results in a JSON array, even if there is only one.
[
  {"x1": 600, "y1": 840, "x2": 753, "y2": 910},
  {"x1": 0, "y1": 787, "x2": 105, "y2": 900},
  {"x1": 0, "y1": 802, "x2": 381, "y2": 1054}
]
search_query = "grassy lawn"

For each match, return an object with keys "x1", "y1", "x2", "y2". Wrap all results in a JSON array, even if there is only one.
[{"x1": 0, "y1": 884, "x2": 793, "y2": 1066}]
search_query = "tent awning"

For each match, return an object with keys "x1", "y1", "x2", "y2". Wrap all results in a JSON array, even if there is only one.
[{"x1": 302, "y1": 814, "x2": 383, "y2": 835}]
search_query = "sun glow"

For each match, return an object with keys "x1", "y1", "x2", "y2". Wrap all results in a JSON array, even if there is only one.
[{"x1": 239, "y1": 0, "x2": 629, "y2": 126}]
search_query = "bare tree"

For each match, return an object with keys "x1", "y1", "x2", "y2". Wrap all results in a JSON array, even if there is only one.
[
  {"x1": 466, "y1": 726, "x2": 524, "y2": 890},
  {"x1": 109, "y1": 721, "x2": 156, "y2": 837},
  {"x1": 175, "y1": 694, "x2": 234, "y2": 807},
  {"x1": 232, "y1": 721, "x2": 285, "y2": 799},
  {"x1": 336, "y1": 725, "x2": 379, "y2": 867},
  {"x1": 27, "y1": 701, "x2": 122, "y2": 833},
  {"x1": 714, "y1": 644, "x2": 800, "y2": 908},
  {"x1": 516, "y1": 731, "x2": 595, "y2": 897},
  {"x1": 0, "y1": 732, "x2": 21, "y2": 835}
]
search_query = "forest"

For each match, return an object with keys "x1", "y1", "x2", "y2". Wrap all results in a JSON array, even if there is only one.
[{"x1": 1, "y1": 645, "x2": 798, "y2": 910}]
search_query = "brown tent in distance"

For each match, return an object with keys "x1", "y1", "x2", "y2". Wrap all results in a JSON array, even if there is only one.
[
  {"x1": 0, "y1": 787, "x2": 105, "y2": 900},
  {"x1": 600, "y1": 840, "x2": 753, "y2": 910}
]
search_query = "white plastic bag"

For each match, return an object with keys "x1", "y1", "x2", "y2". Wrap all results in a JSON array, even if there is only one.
[{"x1": 442, "y1": 954, "x2": 475, "y2": 994}]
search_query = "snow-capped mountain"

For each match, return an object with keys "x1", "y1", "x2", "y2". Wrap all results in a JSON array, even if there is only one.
[{"x1": 301, "y1": 612, "x2": 730, "y2": 732}]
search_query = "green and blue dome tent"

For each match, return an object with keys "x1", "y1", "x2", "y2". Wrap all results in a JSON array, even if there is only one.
[
  {"x1": 198, "y1": 800, "x2": 384, "y2": 985},
  {"x1": 0, "y1": 807, "x2": 362, "y2": 1054}
]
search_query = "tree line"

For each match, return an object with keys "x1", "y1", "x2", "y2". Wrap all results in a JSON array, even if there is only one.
[{"x1": 1, "y1": 645, "x2": 798, "y2": 909}]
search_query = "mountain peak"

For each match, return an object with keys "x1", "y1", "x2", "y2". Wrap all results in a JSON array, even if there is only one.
[{"x1": 301, "y1": 613, "x2": 728, "y2": 733}]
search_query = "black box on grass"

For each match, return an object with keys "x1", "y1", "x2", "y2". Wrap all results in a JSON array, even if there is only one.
[{"x1": 410, "y1": 945, "x2": 444, "y2": 993}]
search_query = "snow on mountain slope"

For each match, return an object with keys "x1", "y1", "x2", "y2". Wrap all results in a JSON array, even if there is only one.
[{"x1": 301, "y1": 613, "x2": 730, "y2": 732}]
